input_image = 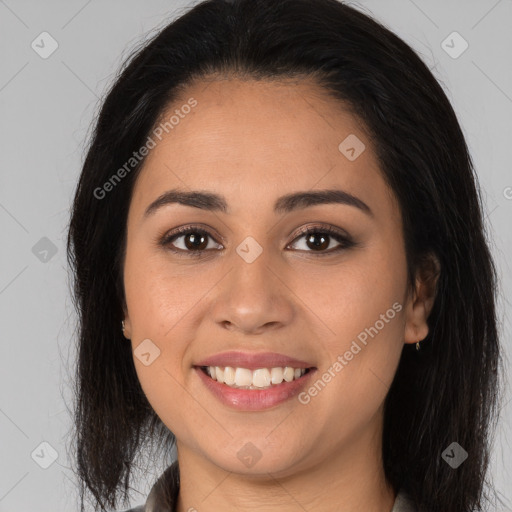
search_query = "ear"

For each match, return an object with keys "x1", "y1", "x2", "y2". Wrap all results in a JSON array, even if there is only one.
[
  {"x1": 122, "y1": 306, "x2": 132, "y2": 340},
  {"x1": 404, "y1": 252, "x2": 441, "y2": 344}
]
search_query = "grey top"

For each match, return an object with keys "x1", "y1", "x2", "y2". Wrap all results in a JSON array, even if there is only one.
[{"x1": 118, "y1": 461, "x2": 416, "y2": 512}]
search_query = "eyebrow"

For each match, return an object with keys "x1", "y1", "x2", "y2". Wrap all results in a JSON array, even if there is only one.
[{"x1": 143, "y1": 188, "x2": 373, "y2": 218}]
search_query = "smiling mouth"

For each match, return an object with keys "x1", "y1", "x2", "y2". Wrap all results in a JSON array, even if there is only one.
[{"x1": 197, "y1": 365, "x2": 315, "y2": 390}]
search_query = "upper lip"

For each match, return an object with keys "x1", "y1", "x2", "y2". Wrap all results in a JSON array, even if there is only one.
[{"x1": 194, "y1": 351, "x2": 316, "y2": 370}]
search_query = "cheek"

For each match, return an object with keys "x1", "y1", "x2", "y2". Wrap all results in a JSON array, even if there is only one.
[
  {"x1": 123, "y1": 240, "x2": 187, "y2": 333},
  {"x1": 123, "y1": 244, "x2": 196, "y2": 428},
  {"x1": 313, "y1": 246, "x2": 406, "y2": 343},
  {"x1": 123, "y1": 244, "x2": 195, "y2": 411},
  {"x1": 305, "y1": 239, "x2": 407, "y2": 396},
  {"x1": 295, "y1": 253, "x2": 406, "y2": 443}
]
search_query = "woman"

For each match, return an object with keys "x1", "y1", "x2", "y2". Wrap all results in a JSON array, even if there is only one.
[{"x1": 66, "y1": 0, "x2": 503, "y2": 511}]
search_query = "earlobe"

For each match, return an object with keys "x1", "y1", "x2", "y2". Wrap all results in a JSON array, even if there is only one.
[
  {"x1": 404, "y1": 252, "x2": 441, "y2": 345},
  {"x1": 404, "y1": 300, "x2": 429, "y2": 344},
  {"x1": 122, "y1": 317, "x2": 132, "y2": 339}
]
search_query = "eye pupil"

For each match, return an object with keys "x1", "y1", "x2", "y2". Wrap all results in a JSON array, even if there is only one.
[
  {"x1": 307, "y1": 233, "x2": 329, "y2": 251},
  {"x1": 185, "y1": 233, "x2": 208, "y2": 250}
]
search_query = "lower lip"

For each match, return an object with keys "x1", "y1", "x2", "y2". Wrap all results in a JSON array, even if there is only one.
[{"x1": 194, "y1": 366, "x2": 317, "y2": 411}]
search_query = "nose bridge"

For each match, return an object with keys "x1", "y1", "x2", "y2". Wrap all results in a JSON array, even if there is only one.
[{"x1": 211, "y1": 237, "x2": 294, "y2": 333}]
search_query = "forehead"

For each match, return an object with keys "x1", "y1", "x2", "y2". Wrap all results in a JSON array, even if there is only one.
[{"x1": 130, "y1": 76, "x2": 397, "y2": 219}]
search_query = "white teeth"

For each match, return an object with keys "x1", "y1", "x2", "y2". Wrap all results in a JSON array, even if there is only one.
[
  {"x1": 223, "y1": 366, "x2": 235, "y2": 386},
  {"x1": 283, "y1": 366, "x2": 295, "y2": 382},
  {"x1": 234, "y1": 367, "x2": 253, "y2": 387},
  {"x1": 205, "y1": 365, "x2": 308, "y2": 389},
  {"x1": 253, "y1": 369, "x2": 271, "y2": 388},
  {"x1": 270, "y1": 367, "x2": 283, "y2": 384}
]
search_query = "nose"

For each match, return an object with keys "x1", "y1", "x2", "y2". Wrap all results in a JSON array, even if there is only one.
[{"x1": 209, "y1": 248, "x2": 296, "y2": 336}]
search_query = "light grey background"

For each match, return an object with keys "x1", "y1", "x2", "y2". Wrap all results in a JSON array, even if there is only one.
[{"x1": 0, "y1": 0, "x2": 511, "y2": 510}]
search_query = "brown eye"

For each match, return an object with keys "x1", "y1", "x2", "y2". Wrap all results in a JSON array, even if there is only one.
[
  {"x1": 160, "y1": 227, "x2": 222, "y2": 256},
  {"x1": 288, "y1": 226, "x2": 355, "y2": 254},
  {"x1": 305, "y1": 232, "x2": 330, "y2": 251},
  {"x1": 182, "y1": 231, "x2": 209, "y2": 251}
]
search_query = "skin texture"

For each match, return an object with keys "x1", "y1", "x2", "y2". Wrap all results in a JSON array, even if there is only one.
[{"x1": 122, "y1": 77, "x2": 438, "y2": 512}]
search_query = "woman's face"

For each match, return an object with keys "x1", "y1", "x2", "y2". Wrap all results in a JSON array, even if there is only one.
[{"x1": 122, "y1": 77, "x2": 430, "y2": 477}]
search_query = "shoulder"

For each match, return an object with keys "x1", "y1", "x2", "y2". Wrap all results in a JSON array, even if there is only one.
[
  {"x1": 113, "y1": 461, "x2": 180, "y2": 512},
  {"x1": 392, "y1": 489, "x2": 417, "y2": 512}
]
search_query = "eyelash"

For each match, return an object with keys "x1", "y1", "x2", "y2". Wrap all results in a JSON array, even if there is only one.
[{"x1": 158, "y1": 223, "x2": 356, "y2": 258}]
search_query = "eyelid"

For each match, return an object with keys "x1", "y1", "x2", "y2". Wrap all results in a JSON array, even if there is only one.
[
  {"x1": 288, "y1": 222, "x2": 352, "y2": 243},
  {"x1": 159, "y1": 223, "x2": 224, "y2": 244}
]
